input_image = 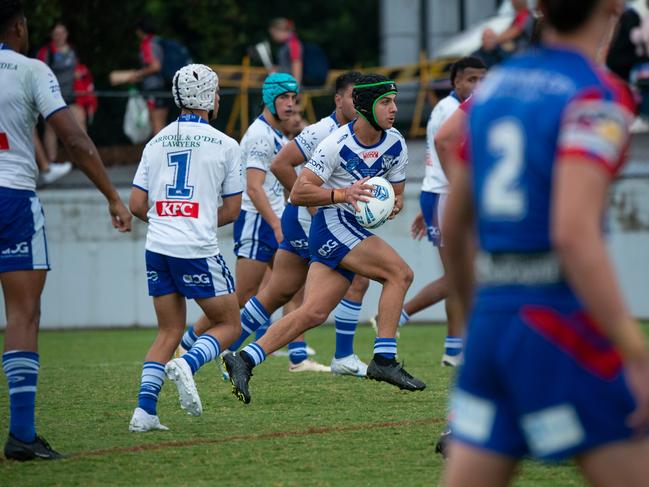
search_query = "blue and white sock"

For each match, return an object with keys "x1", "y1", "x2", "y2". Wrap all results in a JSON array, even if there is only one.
[
  {"x1": 138, "y1": 361, "x2": 165, "y2": 415},
  {"x1": 3, "y1": 351, "x2": 39, "y2": 443},
  {"x1": 180, "y1": 325, "x2": 198, "y2": 351},
  {"x1": 444, "y1": 336, "x2": 463, "y2": 357},
  {"x1": 373, "y1": 338, "x2": 397, "y2": 360},
  {"x1": 241, "y1": 342, "x2": 267, "y2": 367},
  {"x1": 255, "y1": 323, "x2": 269, "y2": 340},
  {"x1": 288, "y1": 341, "x2": 308, "y2": 365},
  {"x1": 182, "y1": 335, "x2": 222, "y2": 374},
  {"x1": 334, "y1": 299, "x2": 361, "y2": 359},
  {"x1": 229, "y1": 297, "x2": 270, "y2": 352},
  {"x1": 399, "y1": 309, "x2": 410, "y2": 327}
]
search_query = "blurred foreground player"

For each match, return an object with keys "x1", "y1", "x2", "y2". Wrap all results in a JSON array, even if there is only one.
[
  {"x1": 442, "y1": 0, "x2": 649, "y2": 485},
  {"x1": 224, "y1": 75, "x2": 426, "y2": 404},
  {"x1": 0, "y1": 0, "x2": 132, "y2": 460},
  {"x1": 129, "y1": 64, "x2": 243, "y2": 430}
]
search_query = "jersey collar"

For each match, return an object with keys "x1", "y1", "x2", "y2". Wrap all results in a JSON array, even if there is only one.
[
  {"x1": 449, "y1": 90, "x2": 461, "y2": 103},
  {"x1": 0, "y1": 43, "x2": 12, "y2": 51},
  {"x1": 330, "y1": 111, "x2": 339, "y2": 126},
  {"x1": 348, "y1": 119, "x2": 387, "y2": 149},
  {"x1": 178, "y1": 113, "x2": 209, "y2": 124},
  {"x1": 258, "y1": 114, "x2": 285, "y2": 138}
]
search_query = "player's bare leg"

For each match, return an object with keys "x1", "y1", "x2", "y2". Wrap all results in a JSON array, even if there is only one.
[
  {"x1": 256, "y1": 263, "x2": 350, "y2": 354},
  {"x1": 439, "y1": 246, "x2": 463, "y2": 366},
  {"x1": 146, "y1": 293, "x2": 187, "y2": 363},
  {"x1": 442, "y1": 442, "x2": 517, "y2": 487},
  {"x1": 1, "y1": 270, "x2": 46, "y2": 352},
  {"x1": 577, "y1": 439, "x2": 649, "y2": 486},
  {"x1": 341, "y1": 237, "x2": 413, "y2": 339},
  {"x1": 195, "y1": 293, "x2": 241, "y2": 351},
  {"x1": 235, "y1": 258, "x2": 269, "y2": 308}
]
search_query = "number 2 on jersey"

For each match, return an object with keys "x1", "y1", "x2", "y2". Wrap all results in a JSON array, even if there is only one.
[
  {"x1": 166, "y1": 150, "x2": 194, "y2": 199},
  {"x1": 482, "y1": 119, "x2": 526, "y2": 220}
]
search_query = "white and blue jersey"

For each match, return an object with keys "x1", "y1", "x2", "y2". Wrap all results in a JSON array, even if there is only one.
[
  {"x1": 133, "y1": 114, "x2": 243, "y2": 298},
  {"x1": 420, "y1": 93, "x2": 459, "y2": 246},
  {"x1": 452, "y1": 45, "x2": 636, "y2": 461},
  {"x1": 234, "y1": 115, "x2": 289, "y2": 262},
  {"x1": 304, "y1": 121, "x2": 408, "y2": 279},
  {"x1": 280, "y1": 112, "x2": 339, "y2": 259},
  {"x1": 0, "y1": 44, "x2": 67, "y2": 272}
]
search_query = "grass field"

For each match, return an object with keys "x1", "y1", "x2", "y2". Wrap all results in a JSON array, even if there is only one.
[{"x1": 0, "y1": 324, "x2": 586, "y2": 486}]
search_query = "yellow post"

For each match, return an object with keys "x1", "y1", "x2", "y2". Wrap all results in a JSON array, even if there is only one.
[
  {"x1": 240, "y1": 55, "x2": 251, "y2": 139},
  {"x1": 409, "y1": 51, "x2": 430, "y2": 139}
]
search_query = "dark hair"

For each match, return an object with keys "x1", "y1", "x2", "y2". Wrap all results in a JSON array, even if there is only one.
[
  {"x1": 335, "y1": 71, "x2": 362, "y2": 94},
  {"x1": 539, "y1": 0, "x2": 601, "y2": 33},
  {"x1": 0, "y1": 0, "x2": 23, "y2": 35},
  {"x1": 450, "y1": 56, "x2": 486, "y2": 85},
  {"x1": 135, "y1": 16, "x2": 156, "y2": 35}
]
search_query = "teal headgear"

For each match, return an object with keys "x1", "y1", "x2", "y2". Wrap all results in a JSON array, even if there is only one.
[{"x1": 262, "y1": 73, "x2": 299, "y2": 116}]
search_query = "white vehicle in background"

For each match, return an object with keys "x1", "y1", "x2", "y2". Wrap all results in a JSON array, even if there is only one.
[{"x1": 435, "y1": 0, "x2": 646, "y2": 58}]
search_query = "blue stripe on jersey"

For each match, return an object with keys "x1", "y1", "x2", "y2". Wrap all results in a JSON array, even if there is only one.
[
  {"x1": 339, "y1": 139, "x2": 403, "y2": 179},
  {"x1": 132, "y1": 184, "x2": 148, "y2": 193},
  {"x1": 222, "y1": 191, "x2": 243, "y2": 198}
]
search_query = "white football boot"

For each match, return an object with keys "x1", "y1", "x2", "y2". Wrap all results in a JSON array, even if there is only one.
[
  {"x1": 330, "y1": 354, "x2": 368, "y2": 377},
  {"x1": 441, "y1": 353, "x2": 463, "y2": 367},
  {"x1": 165, "y1": 358, "x2": 203, "y2": 416},
  {"x1": 288, "y1": 359, "x2": 331, "y2": 372},
  {"x1": 128, "y1": 407, "x2": 169, "y2": 432}
]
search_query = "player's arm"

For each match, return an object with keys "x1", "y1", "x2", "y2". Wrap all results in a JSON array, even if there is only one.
[
  {"x1": 435, "y1": 108, "x2": 466, "y2": 177},
  {"x1": 270, "y1": 141, "x2": 304, "y2": 192},
  {"x1": 218, "y1": 193, "x2": 242, "y2": 227},
  {"x1": 290, "y1": 168, "x2": 373, "y2": 211},
  {"x1": 246, "y1": 168, "x2": 282, "y2": 240},
  {"x1": 48, "y1": 109, "x2": 131, "y2": 232},
  {"x1": 552, "y1": 93, "x2": 649, "y2": 428},
  {"x1": 389, "y1": 181, "x2": 405, "y2": 220},
  {"x1": 129, "y1": 187, "x2": 149, "y2": 223},
  {"x1": 441, "y1": 160, "x2": 475, "y2": 322}
]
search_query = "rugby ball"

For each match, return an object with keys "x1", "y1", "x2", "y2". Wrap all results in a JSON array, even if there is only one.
[{"x1": 354, "y1": 176, "x2": 395, "y2": 229}]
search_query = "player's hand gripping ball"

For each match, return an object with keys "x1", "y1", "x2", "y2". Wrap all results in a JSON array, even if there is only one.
[{"x1": 354, "y1": 176, "x2": 395, "y2": 229}]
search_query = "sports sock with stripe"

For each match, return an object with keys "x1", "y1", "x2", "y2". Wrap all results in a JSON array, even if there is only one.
[
  {"x1": 137, "y1": 361, "x2": 165, "y2": 415},
  {"x1": 182, "y1": 335, "x2": 222, "y2": 374},
  {"x1": 3, "y1": 351, "x2": 39, "y2": 442},
  {"x1": 229, "y1": 297, "x2": 270, "y2": 352},
  {"x1": 334, "y1": 299, "x2": 361, "y2": 359}
]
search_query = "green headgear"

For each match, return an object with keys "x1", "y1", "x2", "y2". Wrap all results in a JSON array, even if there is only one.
[{"x1": 352, "y1": 75, "x2": 397, "y2": 131}]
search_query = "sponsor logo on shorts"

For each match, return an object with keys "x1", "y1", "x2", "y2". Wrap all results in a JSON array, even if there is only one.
[
  {"x1": 317, "y1": 239, "x2": 339, "y2": 257},
  {"x1": 521, "y1": 404, "x2": 585, "y2": 457},
  {"x1": 289, "y1": 239, "x2": 309, "y2": 249},
  {"x1": 182, "y1": 274, "x2": 210, "y2": 285},
  {"x1": 147, "y1": 271, "x2": 159, "y2": 282},
  {"x1": 156, "y1": 201, "x2": 199, "y2": 218},
  {"x1": 1, "y1": 242, "x2": 29, "y2": 258}
]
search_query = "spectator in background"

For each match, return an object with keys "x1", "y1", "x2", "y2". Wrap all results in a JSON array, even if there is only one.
[
  {"x1": 495, "y1": 0, "x2": 534, "y2": 53},
  {"x1": 607, "y1": 3, "x2": 641, "y2": 82},
  {"x1": 130, "y1": 18, "x2": 168, "y2": 136},
  {"x1": 472, "y1": 28, "x2": 507, "y2": 68},
  {"x1": 269, "y1": 18, "x2": 303, "y2": 85},
  {"x1": 36, "y1": 21, "x2": 85, "y2": 179}
]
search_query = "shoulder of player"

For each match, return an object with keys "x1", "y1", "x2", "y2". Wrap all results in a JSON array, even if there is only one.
[
  {"x1": 592, "y1": 68, "x2": 637, "y2": 113},
  {"x1": 385, "y1": 126, "x2": 405, "y2": 143},
  {"x1": 318, "y1": 123, "x2": 350, "y2": 149}
]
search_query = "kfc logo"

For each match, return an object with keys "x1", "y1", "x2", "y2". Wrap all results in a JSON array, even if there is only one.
[{"x1": 156, "y1": 201, "x2": 199, "y2": 218}]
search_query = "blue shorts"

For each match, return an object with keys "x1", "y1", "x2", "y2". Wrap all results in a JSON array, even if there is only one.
[
  {"x1": 145, "y1": 250, "x2": 235, "y2": 299},
  {"x1": 451, "y1": 283, "x2": 637, "y2": 461},
  {"x1": 233, "y1": 210, "x2": 278, "y2": 263},
  {"x1": 0, "y1": 187, "x2": 50, "y2": 273},
  {"x1": 420, "y1": 191, "x2": 445, "y2": 246},
  {"x1": 278, "y1": 203, "x2": 312, "y2": 260},
  {"x1": 308, "y1": 207, "x2": 372, "y2": 282}
]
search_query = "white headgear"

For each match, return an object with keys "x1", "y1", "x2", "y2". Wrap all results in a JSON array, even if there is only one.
[{"x1": 172, "y1": 64, "x2": 219, "y2": 111}]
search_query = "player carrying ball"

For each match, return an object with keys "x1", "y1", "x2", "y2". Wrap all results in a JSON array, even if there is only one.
[{"x1": 224, "y1": 74, "x2": 426, "y2": 404}]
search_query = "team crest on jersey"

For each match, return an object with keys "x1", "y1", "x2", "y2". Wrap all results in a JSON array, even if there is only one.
[{"x1": 381, "y1": 154, "x2": 395, "y2": 172}]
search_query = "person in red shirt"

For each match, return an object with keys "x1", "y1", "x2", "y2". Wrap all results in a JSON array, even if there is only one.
[
  {"x1": 269, "y1": 18, "x2": 303, "y2": 86},
  {"x1": 495, "y1": 0, "x2": 535, "y2": 52}
]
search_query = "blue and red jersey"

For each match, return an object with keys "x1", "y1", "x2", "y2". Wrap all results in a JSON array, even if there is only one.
[{"x1": 463, "y1": 45, "x2": 636, "y2": 253}]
